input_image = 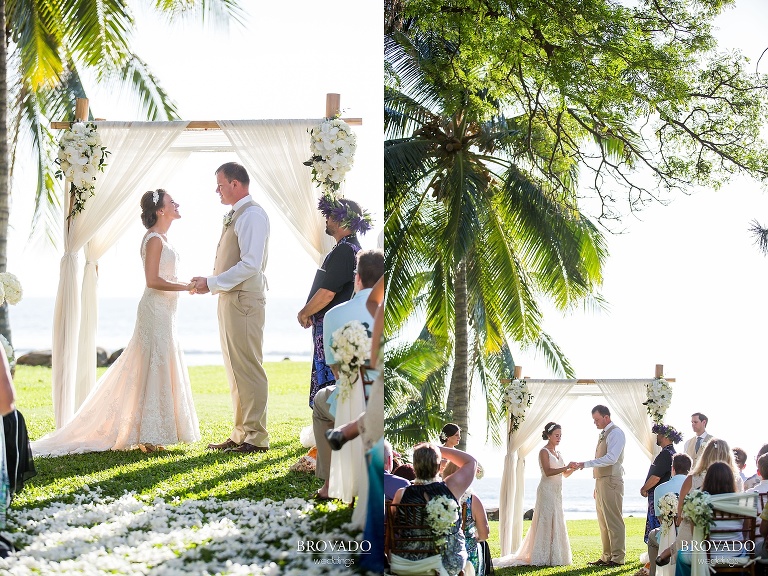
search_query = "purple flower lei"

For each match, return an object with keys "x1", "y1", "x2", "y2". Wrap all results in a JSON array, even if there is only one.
[
  {"x1": 317, "y1": 192, "x2": 373, "y2": 235},
  {"x1": 652, "y1": 423, "x2": 683, "y2": 444}
]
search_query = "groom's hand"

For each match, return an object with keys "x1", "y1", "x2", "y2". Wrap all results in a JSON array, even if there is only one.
[{"x1": 192, "y1": 276, "x2": 210, "y2": 294}]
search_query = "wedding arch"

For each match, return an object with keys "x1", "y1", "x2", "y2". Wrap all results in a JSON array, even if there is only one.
[
  {"x1": 50, "y1": 95, "x2": 366, "y2": 428},
  {"x1": 498, "y1": 364, "x2": 675, "y2": 556}
]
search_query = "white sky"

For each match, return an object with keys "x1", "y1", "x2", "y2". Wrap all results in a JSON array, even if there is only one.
[
  {"x1": 467, "y1": 0, "x2": 768, "y2": 480},
  {"x1": 7, "y1": 0, "x2": 383, "y2": 300}
]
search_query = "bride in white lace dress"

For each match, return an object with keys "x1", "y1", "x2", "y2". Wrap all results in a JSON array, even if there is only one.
[
  {"x1": 32, "y1": 190, "x2": 200, "y2": 457},
  {"x1": 494, "y1": 422, "x2": 573, "y2": 567}
]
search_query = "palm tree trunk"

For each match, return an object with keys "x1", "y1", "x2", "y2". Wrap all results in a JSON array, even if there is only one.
[
  {"x1": 446, "y1": 257, "x2": 469, "y2": 450},
  {"x1": 0, "y1": 0, "x2": 12, "y2": 344}
]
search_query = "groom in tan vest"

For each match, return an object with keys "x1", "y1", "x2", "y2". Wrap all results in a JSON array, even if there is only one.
[
  {"x1": 192, "y1": 162, "x2": 270, "y2": 454},
  {"x1": 569, "y1": 404, "x2": 626, "y2": 566}
]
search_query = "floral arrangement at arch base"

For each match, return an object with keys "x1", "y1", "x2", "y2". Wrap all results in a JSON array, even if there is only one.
[
  {"x1": 330, "y1": 320, "x2": 371, "y2": 401},
  {"x1": 304, "y1": 116, "x2": 357, "y2": 195},
  {"x1": 643, "y1": 377, "x2": 672, "y2": 424},
  {"x1": 55, "y1": 122, "x2": 110, "y2": 220},
  {"x1": 503, "y1": 378, "x2": 533, "y2": 433}
]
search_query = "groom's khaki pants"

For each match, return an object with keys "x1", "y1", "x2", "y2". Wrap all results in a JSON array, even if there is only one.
[
  {"x1": 218, "y1": 290, "x2": 269, "y2": 447},
  {"x1": 595, "y1": 475, "x2": 625, "y2": 564}
]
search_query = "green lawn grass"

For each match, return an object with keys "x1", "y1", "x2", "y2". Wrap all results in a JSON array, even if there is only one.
[
  {"x1": 11, "y1": 363, "x2": 351, "y2": 530},
  {"x1": 485, "y1": 517, "x2": 647, "y2": 575}
]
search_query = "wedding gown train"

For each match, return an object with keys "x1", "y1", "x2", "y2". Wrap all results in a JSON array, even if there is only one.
[
  {"x1": 32, "y1": 232, "x2": 200, "y2": 456},
  {"x1": 494, "y1": 448, "x2": 572, "y2": 567}
]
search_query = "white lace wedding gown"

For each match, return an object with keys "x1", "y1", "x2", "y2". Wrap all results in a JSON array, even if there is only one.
[
  {"x1": 494, "y1": 448, "x2": 572, "y2": 567},
  {"x1": 32, "y1": 233, "x2": 200, "y2": 456}
]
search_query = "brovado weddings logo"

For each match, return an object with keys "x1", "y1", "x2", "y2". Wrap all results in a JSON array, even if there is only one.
[
  {"x1": 680, "y1": 539, "x2": 756, "y2": 567},
  {"x1": 296, "y1": 538, "x2": 372, "y2": 568}
]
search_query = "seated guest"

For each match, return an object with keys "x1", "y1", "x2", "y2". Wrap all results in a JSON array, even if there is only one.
[
  {"x1": 385, "y1": 440, "x2": 410, "y2": 502},
  {"x1": 749, "y1": 454, "x2": 768, "y2": 522},
  {"x1": 393, "y1": 463, "x2": 416, "y2": 481},
  {"x1": 676, "y1": 438, "x2": 742, "y2": 521},
  {"x1": 646, "y1": 453, "x2": 692, "y2": 576},
  {"x1": 462, "y1": 491, "x2": 491, "y2": 576},
  {"x1": 656, "y1": 462, "x2": 747, "y2": 573},
  {"x1": 745, "y1": 443, "x2": 768, "y2": 490},
  {"x1": 391, "y1": 444, "x2": 477, "y2": 576},
  {"x1": 733, "y1": 447, "x2": 748, "y2": 483}
]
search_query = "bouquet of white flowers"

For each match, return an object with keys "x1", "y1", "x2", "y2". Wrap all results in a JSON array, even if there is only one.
[
  {"x1": 330, "y1": 320, "x2": 371, "y2": 400},
  {"x1": 0, "y1": 272, "x2": 23, "y2": 305},
  {"x1": 682, "y1": 490, "x2": 714, "y2": 538},
  {"x1": 658, "y1": 492, "x2": 678, "y2": 530},
  {"x1": 503, "y1": 379, "x2": 533, "y2": 433},
  {"x1": 55, "y1": 122, "x2": 109, "y2": 219},
  {"x1": 304, "y1": 117, "x2": 357, "y2": 194},
  {"x1": 643, "y1": 377, "x2": 672, "y2": 423},
  {"x1": 425, "y1": 495, "x2": 459, "y2": 550}
]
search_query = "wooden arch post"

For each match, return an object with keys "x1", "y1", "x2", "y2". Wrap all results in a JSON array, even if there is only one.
[{"x1": 326, "y1": 93, "x2": 341, "y2": 118}]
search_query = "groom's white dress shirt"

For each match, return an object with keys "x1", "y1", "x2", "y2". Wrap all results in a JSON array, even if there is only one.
[
  {"x1": 207, "y1": 195, "x2": 269, "y2": 294},
  {"x1": 583, "y1": 422, "x2": 626, "y2": 472}
]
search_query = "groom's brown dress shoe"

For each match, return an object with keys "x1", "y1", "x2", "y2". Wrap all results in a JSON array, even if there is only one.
[
  {"x1": 207, "y1": 439, "x2": 240, "y2": 451},
  {"x1": 226, "y1": 442, "x2": 268, "y2": 453},
  {"x1": 588, "y1": 560, "x2": 608, "y2": 566}
]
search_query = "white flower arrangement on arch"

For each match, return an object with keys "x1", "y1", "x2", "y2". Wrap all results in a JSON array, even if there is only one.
[
  {"x1": 304, "y1": 117, "x2": 357, "y2": 194},
  {"x1": 330, "y1": 320, "x2": 371, "y2": 401},
  {"x1": 643, "y1": 377, "x2": 672, "y2": 423},
  {"x1": 424, "y1": 495, "x2": 459, "y2": 550},
  {"x1": 503, "y1": 378, "x2": 533, "y2": 433},
  {"x1": 55, "y1": 122, "x2": 109, "y2": 220},
  {"x1": 0, "y1": 272, "x2": 22, "y2": 306}
]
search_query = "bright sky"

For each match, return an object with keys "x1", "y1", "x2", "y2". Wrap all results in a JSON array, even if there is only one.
[
  {"x1": 468, "y1": 0, "x2": 768, "y2": 480},
  {"x1": 7, "y1": 0, "x2": 382, "y2": 300}
]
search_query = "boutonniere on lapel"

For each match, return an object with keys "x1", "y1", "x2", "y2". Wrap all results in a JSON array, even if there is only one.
[{"x1": 223, "y1": 210, "x2": 234, "y2": 228}]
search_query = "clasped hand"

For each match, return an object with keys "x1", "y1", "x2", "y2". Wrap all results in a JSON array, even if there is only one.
[
  {"x1": 188, "y1": 277, "x2": 209, "y2": 295},
  {"x1": 567, "y1": 461, "x2": 585, "y2": 470}
]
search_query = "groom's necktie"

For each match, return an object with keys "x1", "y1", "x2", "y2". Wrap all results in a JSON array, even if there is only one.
[{"x1": 695, "y1": 436, "x2": 702, "y2": 453}]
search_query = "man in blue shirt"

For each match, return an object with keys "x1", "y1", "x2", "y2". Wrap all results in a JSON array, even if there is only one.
[
  {"x1": 647, "y1": 453, "x2": 692, "y2": 576},
  {"x1": 311, "y1": 249, "x2": 383, "y2": 500}
]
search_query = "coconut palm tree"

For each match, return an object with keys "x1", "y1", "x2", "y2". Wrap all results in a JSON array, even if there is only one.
[
  {"x1": 0, "y1": 0, "x2": 245, "y2": 343},
  {"x1": 385, "y1": 30, "x2": 611, "y2": 447}
]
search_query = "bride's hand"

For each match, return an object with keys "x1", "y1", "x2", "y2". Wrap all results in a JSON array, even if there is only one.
[{"x1": 186, "y1": 281, "x2": 197, "y2": 294}]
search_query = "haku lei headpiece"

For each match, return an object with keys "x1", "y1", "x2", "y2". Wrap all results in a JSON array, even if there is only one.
[
  {"x1": 317, "y1": 191, "x2": 373, "y2": 235},
  {"x1": 652, "y1": 422, "x2": 683, "y2": 444}
]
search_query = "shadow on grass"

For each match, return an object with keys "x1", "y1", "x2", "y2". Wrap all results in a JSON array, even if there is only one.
[
  {"x1": 496, "y1": 562, "x2": 643, "y2": 576},
  {"x1": 18, "y1": 439, "x2": 325, "y2": 510}
]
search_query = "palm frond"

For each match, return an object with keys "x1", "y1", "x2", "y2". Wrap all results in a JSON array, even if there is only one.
[
  {"x1": 750, "y1": 219, "x2": 768, "y2": 256},
  {"x1": 63, "y1": 0, "x2": 134, "y2": 72},
  {"x1": 150, "y1": 0, "x2": 248, "y2": 28},
  {"x1": 6, "y1": 0, "x2": 65, "y2": 88},
  {"x1": 113, "y1": 55, "x2": 181, "y2": 121}
]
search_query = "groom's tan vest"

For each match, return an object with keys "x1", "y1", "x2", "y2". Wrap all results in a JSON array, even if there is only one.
[
  {"x1": 594, "y1": 424, "x2": 624, "y2": 478},
  {"x1": 213, "y1": 200, "x2": 268, "y2": 295}
]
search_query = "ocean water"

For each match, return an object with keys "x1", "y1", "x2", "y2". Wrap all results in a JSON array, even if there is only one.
[
  {"x1": 472, "y1": 476, "x2": 648, "y2": 520},
  {"x1": 8, "y1": 296, "x2": 312, "y2": 365}
]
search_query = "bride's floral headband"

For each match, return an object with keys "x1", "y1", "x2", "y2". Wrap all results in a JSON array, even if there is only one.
[
  {"x1": 317, "y1": 192, "x2": 372, "y2": 235},
  {"x1": 152, "y1": 190, "x2": 160, "y2": 206},
  {"x1": 652, "y1": 423, "x2": 683, "y2": 444}
]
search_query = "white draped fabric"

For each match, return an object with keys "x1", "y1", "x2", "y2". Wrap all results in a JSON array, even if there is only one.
[
  {"x1": 74, "y1": 150, "x2": 193, "y2": 407},
  {"x1": 594, "y1": 380, "x2": 657, "y2": 460},
  {"x1": 498, "y1": 380, "x2": 575, "y2": 555},
  {"x1": 218, "y1": 120, "x2": 336, "y2": 266},
  {"x1": 53, "y1": 122, "x2": 190, "y2": 428},
  {"x1": 328, "y1": 379, "x2": 367, "y2": 505}
]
